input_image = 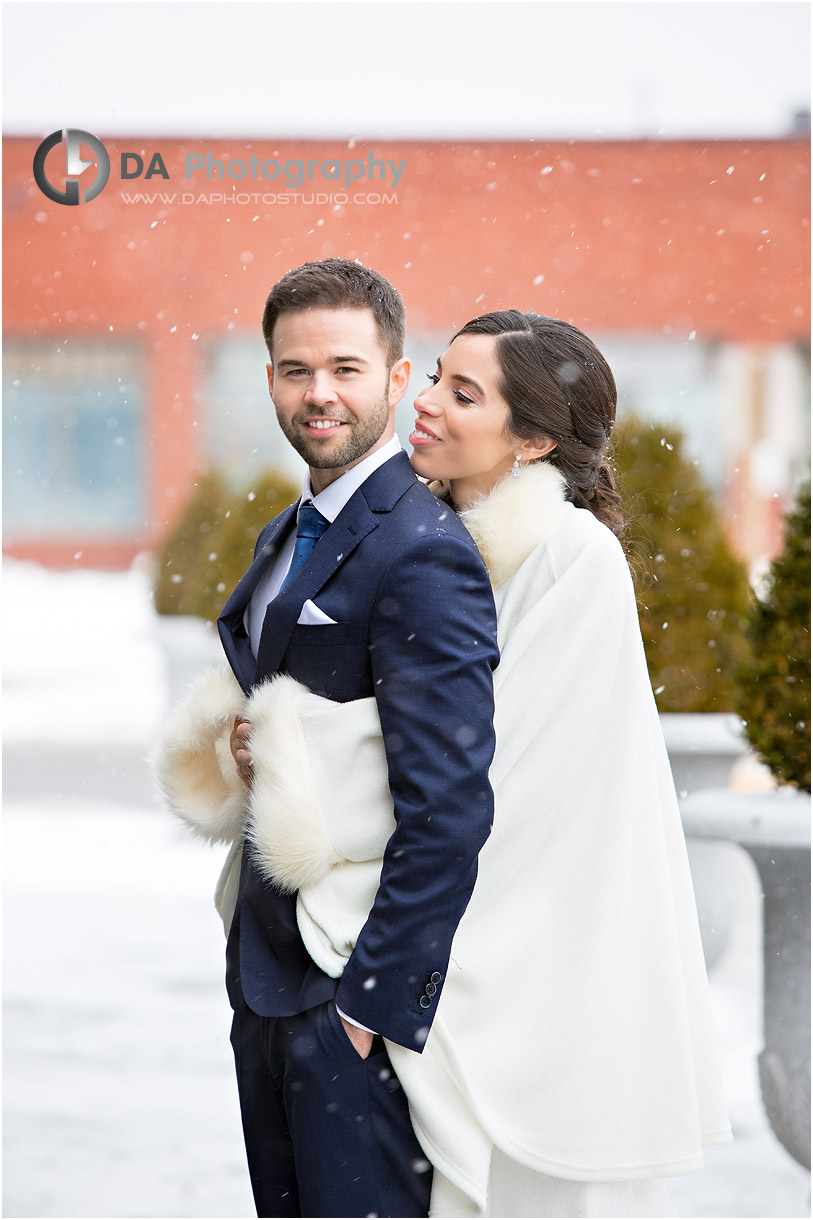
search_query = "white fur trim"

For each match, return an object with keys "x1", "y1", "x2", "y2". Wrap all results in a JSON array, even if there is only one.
[
  {"x1": 245, "y1": 674, "x2": 344, "y2": 893},
  {"x1": 151, "y1": 664, "x2": 247, "y2": 843},
  {"x1": 459, "y1": 461, "x2": 568, "y2": 588}
]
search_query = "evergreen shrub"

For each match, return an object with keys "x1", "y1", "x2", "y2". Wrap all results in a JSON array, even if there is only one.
[
  {"x1": 733, "y1": 481, "x2": 811, "y2": 791},
  {"x1": 154, "y1": 468, "x2": 299, "y2": 622},
  {"x1": 155, "y1": 420, "x2": 765, "y2": 722},
  {"x1": 612, "y1": 415, "x2": 751, "y2": 713}
]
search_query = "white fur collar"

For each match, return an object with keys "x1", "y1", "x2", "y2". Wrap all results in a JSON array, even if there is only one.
[{"x1": 456, "y1": 461, "x2": 568, "y2": 589}]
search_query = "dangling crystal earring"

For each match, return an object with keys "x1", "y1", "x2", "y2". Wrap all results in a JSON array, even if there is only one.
[{"x1": 511, "y1": 454, "x2": 522, "y2": 478}]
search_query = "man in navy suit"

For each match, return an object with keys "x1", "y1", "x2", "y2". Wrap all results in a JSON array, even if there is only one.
[{"x1": 217, "y1": 259, "x2": 499, "y2": 1217}]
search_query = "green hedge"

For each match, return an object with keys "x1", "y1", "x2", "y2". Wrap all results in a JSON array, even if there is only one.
[
  {"x1": 156, "y1": 421, "x2": 763, "y2": 721},
  {"x1": 612, "y1": 415, "x2": 751, "y2": 713},
  {"x1": 153, "y1": 468, "x2": 299, "y2": 622},
  {"x1": 733, "y1": 481, "x2": 811, "y2": 791}
]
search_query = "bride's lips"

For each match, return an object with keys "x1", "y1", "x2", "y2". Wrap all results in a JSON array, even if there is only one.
[{"x1": 409, "y1": 421, "x2": 440, "y2": 447}]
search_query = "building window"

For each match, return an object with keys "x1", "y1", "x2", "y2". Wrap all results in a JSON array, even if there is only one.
[
  {"x1": 3, "y1": 340, "x2": 145, "y2": 536},
  {"x1": 598, "y1": 336, "x2": 723, "y2": 489},
  {"x1": 203, "y1": 338, "x2": 305, "y2": 485}
]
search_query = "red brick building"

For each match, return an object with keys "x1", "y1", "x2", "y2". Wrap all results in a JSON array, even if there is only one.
[{"x1": 4, "y1": 135, "x2": 809, "y2": 568}]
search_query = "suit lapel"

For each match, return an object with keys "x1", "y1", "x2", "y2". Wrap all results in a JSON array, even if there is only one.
[
  {"x1": 255, "y1": 453, "x2": 418, "y2": 680},
  {"x1": 222, "y1": 452, "x2": 419, "y2": 688},
  {"x1": 217, "y1": 503, "x2": 298, "y2": 693},
  {"x1": 254, "y1": 496, "x2": 378, "y2": 678}
]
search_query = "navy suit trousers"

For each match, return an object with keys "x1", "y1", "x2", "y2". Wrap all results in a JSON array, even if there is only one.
[{"x1": 230, "y1": 994, "x2": 433, "y2": 1218}]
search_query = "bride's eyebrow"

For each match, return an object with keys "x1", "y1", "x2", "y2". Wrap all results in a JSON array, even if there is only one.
[{"x1": 436, "y1": 357, "x2": 485, "y2": 397}]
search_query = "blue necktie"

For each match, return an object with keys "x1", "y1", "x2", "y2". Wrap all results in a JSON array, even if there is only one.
[{"x1": 279, "y1": 502, "x2": 330, "y2": 592}]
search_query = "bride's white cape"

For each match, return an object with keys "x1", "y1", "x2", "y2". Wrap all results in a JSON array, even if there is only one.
[{"x1": 154, "y1": 462, "x2": 731, "y2": 1215}]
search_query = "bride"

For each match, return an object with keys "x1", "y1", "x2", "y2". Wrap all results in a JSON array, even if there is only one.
[{"x1": 157, "y1": 310, "x2": 730, "y2": 1217}]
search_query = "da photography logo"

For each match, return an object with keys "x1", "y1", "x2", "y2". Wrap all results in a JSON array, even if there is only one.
[{"x1": 33, "y1": 129, "x2": 110, "y2": 205}]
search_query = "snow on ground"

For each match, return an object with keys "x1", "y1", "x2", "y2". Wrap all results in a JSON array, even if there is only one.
[
  {"x1": 3, "y1": 558, "x2": 168, "y2": 744},
  {"x1": 3, "y1": 799, "x2": 254, "y2": 1219},
  {"x1": 3, "y1": 561, "x2": 810, "y2": 1218}
]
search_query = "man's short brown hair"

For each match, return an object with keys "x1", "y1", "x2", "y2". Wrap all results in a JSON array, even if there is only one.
[{"x1": 261, "y1": 258, "x2": 406, "y2": 367}]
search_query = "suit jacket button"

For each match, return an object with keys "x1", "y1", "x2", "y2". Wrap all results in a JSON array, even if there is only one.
[
  {"x1": 419, "y1": 995, "x2": 432, "y2": 1008},
  {"x1": 425, "y1": 982, "x2": 437, "y2": 996},
  {"x1": 430, "y1": 972, "x2": 442, "y2": 984}
]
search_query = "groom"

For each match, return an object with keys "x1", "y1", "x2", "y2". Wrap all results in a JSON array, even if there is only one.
[{"x1": 217, "y1": 258, "x2": 499, "y2": 1218}]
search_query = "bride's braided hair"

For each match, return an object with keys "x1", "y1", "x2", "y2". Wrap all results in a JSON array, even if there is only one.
[{"x1": 453, "y1": 311, "x2": 624, "y2": 539}]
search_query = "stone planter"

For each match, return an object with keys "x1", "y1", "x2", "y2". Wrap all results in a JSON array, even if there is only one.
[
  {"x1": 680, "y1": 787, "x2": 811, "y2": 1170},
  {"x1": 660, "y1": 713, "x2": 752, "y2": 970},
  {"x1": 660, "y1": 713, "x2": 750, "y2": 795}
]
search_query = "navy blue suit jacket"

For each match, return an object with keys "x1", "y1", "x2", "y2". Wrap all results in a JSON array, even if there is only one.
[{"x1": 217, "y1": 452, "x2": 499, "y2": 1050}]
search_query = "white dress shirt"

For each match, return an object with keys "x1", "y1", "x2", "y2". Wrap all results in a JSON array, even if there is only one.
[{"x1": 244, "y1": 435, "x2": 402, "y2": 656}]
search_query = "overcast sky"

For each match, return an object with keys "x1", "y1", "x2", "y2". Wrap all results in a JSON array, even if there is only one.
[{"x1": 2, "y1": 1, "x2": 809, "y2": 140}]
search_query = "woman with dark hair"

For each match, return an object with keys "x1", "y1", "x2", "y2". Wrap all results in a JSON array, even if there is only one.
[
  {"x1": 416, "y1": 309, "x2": 624, "y2": 530},
  {"x1": 382, "y1": 311, "x2": 731, "y2": 1213},
  {"x1": 162, "y1": 309, "x2": 730, "y2": 1216}
]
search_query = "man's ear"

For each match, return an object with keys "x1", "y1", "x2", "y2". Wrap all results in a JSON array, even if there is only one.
[
  {"x1": 388, "y1": 357, "x2": 411, "y2": 408},
  {"x1": 520, "y1": 435, "x2": 557, "y2": 461},
  {"x1": 266, "y1": 362, "x2": 274, "y2": 399}
]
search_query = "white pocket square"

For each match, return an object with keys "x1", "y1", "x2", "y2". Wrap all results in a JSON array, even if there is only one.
[{"x1": 297, "y1": 599, "x2": 338, "y2": 626}]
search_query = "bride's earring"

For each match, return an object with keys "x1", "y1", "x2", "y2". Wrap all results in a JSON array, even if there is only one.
[{"x1": 511, "y1": 454, "x2": 522, "y2": 479}]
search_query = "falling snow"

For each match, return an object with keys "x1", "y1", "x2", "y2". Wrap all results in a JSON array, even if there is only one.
[{"x1": 2, "y1": 561, "x2": 809, "y2": 1218}]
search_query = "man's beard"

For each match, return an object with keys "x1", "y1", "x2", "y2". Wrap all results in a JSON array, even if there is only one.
[{"x1": 277, "y1": 395, "x2": 391, "y2": 470}]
